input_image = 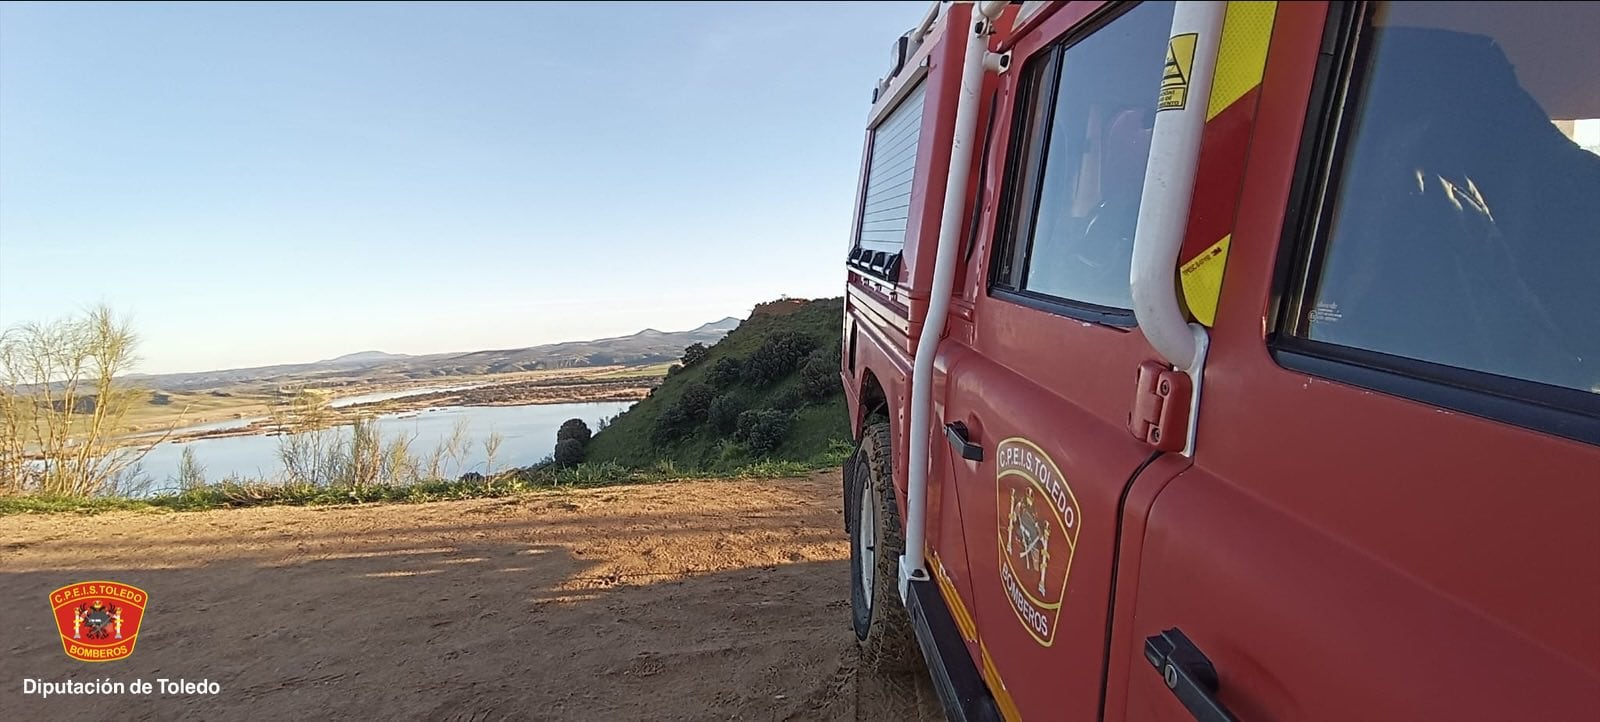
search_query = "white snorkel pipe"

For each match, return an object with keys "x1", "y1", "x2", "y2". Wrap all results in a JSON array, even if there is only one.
[
  {"x1": 900, "y1": 0, "x2": 1009, "y2": 600},
  {"x1": 1129, "y1": 1, "x2": 1226, "y2": 455}
]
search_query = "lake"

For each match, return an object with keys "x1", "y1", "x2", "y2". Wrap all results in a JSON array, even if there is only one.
[
  {"x1": 132, "y1": 400, "x2": 634, "y2": 495},
  {"x1": 125, "y1": 382, "x2": 505, "y2": 441}
]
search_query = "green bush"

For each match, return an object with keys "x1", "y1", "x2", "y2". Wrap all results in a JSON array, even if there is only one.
[
  {"x1": 734, "y1": 409, "x2": 792, "y2": 456},
  {"x1": 681, "y1": 343, "x2": 708, "y2": 366},
  {"x1": 677, "y1": 382, "x2": 714, "y2": 422},
  {"x1": 707, "y1": 394, "x2": 743, "y2": 433},
  {"x1": 579, "y1": 297, "x2": 850, "y2": 470},
  {"x1": 707, "y1": 357, "x2": 744, "y2": 387},
  {"x1": 651, "y1": 405, "x2": 692, "y2": 445},
  {"x1": 770, "y1": 387, "x2": 805, "y2": 412},
  {"x1": 799, "y1": 348, "x2": 839, "y2": 400},
  {"x1": 742, "y1": 331, "x2": 817, "y2": 385}
]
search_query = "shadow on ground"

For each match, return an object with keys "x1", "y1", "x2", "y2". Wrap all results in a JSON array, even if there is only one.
[{"x1": 0, "y1": 475, "x2": 943, "y2": 721}]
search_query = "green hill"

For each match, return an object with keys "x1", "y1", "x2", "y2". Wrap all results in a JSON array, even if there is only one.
[{"x1": 584, "y1": 297, "x2": 850, "y2": 471}]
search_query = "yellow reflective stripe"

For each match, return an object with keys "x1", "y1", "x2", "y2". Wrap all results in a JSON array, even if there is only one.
[
  {"x1": 1180, "y1": 235, "x2": 1231, "y2": 327},
  {"x1": 1206, "y1": 1, "x2": 1278, "y2": 121},
  {"x1": 931, "y1": 558, "x2": 979, "y2": 643},
  {"x1": 980, "y1": 640, "x2": 1023, "y2": 721},
  {"x1": 930, "y1": 555, "x2": 1016, "y2": 717}
]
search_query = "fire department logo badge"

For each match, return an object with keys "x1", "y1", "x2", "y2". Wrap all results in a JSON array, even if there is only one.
[
  {"x1": 49, "y1": 581, "x2": 148, "y2": 662},
  {"x1": 995, "y1": 438, "x2": 1081, "y2": 646}
]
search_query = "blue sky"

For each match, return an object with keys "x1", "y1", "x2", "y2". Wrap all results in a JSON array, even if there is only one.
[{"x1": 0, "y1": 1, "x2": 923, "y2": 374}]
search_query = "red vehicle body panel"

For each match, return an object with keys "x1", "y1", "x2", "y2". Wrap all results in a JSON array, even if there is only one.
[{"x1": 841, "y1": 1, "x2": 1600, "y2": 720}]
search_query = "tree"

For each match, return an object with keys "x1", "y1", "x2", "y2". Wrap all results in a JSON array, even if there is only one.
[
  {"x1": 552, "y1": 438, "x2": 586, "y2": 468},
  {"x1": 557, "y1": 418, "x2": 592, "y2": 447},
  {"x1": 0, "y1": 304, "x2": 175, "y2": 496},
  {"x1": 681, "y1": 342, "x2": 708, "y2": 366}
]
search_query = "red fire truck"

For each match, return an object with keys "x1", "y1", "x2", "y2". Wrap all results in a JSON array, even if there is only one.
[{"x1": 839, "y1": 1, "x2": 1599, "y2": 720}]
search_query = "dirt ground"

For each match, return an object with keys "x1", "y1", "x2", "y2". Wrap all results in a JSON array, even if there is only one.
[{"x1": 0, "y1": 472, "x2": 943, "y2": 721}]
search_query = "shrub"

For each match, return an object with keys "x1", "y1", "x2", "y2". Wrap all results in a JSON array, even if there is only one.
[
  {"x1": 665, "y1": 363, "x2": 683, "y2": 377},
  {"x1": 715, "y1": 439, "x2": 748, "y2": 465},
  {"x1": 743, "y1": 331, "x2": 818, "y2": 385},
  {"x1": 681, "y1": 343, "x2": 708, "y2": 366},
  {"x1": 707, "y1": 357, "x2": 744, "y2": 387},
  {"x1": 770, "y1": 387, "x2": 805, "y2": 412},
  {"x1": 177, "y1": 447, "x2": 206, "y2": 491},
  {"x1": 734, "y1": 409, "x2": 792, "y2": 456},
  {"x1": 707, "y1": 394, "x2": 743, "y2": 433},
  {"x1": 552, "y1": 438, "x2": 586, "y2": 468},
  {"x1": 799, "y1": 348, "x2": 838, "y2": 400},
  {"x1": 651, "y1": 405, "x2": 693, "y2": 445},
  {"x1": 557, "y1": 418, "x2": 593, "y2": 447},
  {"x1": 677, "y1": 382, "x2": 714, "y2": 421}
]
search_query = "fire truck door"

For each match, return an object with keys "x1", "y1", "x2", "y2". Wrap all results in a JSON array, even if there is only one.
[{"x1": 935, "y1": 3, "x2": 1182, "y2": 717}]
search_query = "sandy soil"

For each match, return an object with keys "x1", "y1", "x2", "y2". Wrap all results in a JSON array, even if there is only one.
[{"x1": 0, "y1": 472, "x2": 941, "y2": 721}]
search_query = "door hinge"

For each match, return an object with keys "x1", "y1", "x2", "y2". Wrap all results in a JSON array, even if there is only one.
[{"x1": 1129, "y1": 361, "x2": 1191, "y2": 452}]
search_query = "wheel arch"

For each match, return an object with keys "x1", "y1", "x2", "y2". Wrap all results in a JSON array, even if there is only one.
[{"x1": 856, "y1": 369, "x2": 891, "y2": 440}]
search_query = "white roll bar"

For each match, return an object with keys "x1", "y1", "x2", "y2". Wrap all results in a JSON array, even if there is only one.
[
  {"x1": 900, "y1": 0, "x2": 1008, "y2": 599},
  {"x1": 1129, "y1": 1, "x2": 1225, "y2": 455}
]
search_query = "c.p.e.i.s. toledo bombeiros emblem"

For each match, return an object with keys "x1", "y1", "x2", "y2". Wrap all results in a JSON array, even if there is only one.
[
  {"x1": 996, "y1": 438, "x2": 1081, "y2": 646},
  {"x1": 50, "y1": 581, "x2": 149, "y2": 662}
]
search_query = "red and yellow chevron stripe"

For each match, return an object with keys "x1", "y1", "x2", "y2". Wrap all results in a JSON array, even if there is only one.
[
  {"x1": 930, "y1": 553, "x2": 1021, "y2": 720},
  {"x1": 1178, "y1": 1, "x2": 1278, "y2": 327}
]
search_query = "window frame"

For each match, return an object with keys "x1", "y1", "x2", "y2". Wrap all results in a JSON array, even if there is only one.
[
  {"x1": 987, "y1": 1, "x2": 1155, "y2": 329},
  {"x1": 1267, "y1": 2, "x2": 1600, "y2": 446}
]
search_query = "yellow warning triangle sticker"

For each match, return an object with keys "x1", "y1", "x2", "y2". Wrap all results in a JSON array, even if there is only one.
[
  {"x1": 1158, "y1": 33, "x2": 1197, "y2": 111},
  {"x1": 1163, "y1": 47, "x2": 1186, "y2": 86}
]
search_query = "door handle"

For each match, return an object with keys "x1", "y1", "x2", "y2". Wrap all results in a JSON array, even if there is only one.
[
  {"x1": 943, "y1": 421, "x2": 984, "y2": 462},
  {"x1": 1143, "y1": 628, "x2": 1239, "y2": 722}
]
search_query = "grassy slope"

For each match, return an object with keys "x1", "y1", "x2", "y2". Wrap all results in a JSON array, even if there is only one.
[{"x1": 585, "y1": 298, "x2": 849, "y2": 471}]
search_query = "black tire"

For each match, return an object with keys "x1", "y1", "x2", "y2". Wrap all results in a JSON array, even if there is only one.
[{"x1": 848, "y1": 423, "x2": 920, "y2": 673}]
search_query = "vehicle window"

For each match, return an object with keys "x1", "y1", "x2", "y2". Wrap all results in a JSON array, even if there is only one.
[
  {"x1": 856, "y1": 81, "x2": 927, "y2": 255},
  {"x1": 1292, "y1": 2, "x2": 1600, "y2": 393},
  {"x1": 992, "y1": 1, "x2": 1175, "y2": 312}
]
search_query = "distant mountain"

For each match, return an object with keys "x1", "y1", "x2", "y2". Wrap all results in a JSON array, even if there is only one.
[
  {"x1": 137, "y1": 318, "x2": 743, "y2": 392},
  {"x1": 403, "y1": 319, "x2": 740, "y2": 378},
  {"x1": 321, "y1": 351, "x2": 413, "y2": 366},
  {"x1": 692, "y1": 317, "x2": 741, "y2": 334}
]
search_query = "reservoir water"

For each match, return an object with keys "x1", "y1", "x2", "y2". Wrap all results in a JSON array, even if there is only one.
[{"x1": 133, "y1": 400, "x2": 633, "y2": 495}]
